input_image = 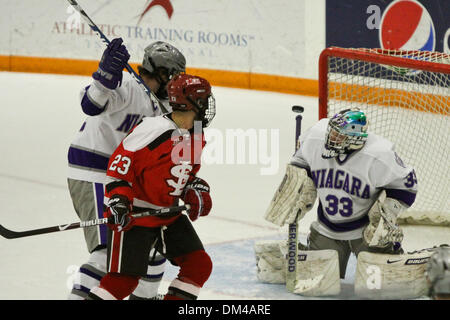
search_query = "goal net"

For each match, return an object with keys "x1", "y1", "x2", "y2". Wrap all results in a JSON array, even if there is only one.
[{"x1": 319, "y1": 47, "x2": 449, "y2": 226}]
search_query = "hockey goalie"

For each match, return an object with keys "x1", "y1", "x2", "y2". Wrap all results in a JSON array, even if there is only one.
[{"x1": 255, "y1": 108, "x2": 436, "y2": 299}]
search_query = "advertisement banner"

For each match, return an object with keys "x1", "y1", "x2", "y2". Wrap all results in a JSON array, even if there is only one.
[
  {"x1": 326, "y1": 0, "x2": 449, "y2": 53},
  {"x1": 0, "y1": 0, "x2": 307, "y2": 78}
]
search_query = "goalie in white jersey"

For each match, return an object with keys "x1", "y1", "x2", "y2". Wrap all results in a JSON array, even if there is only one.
[
  {"x1": 266, "y1": 108, "x2": 418, "y2": 280},
  {"x1": 67, "y1": 38, "x2": 186, "y2": 299}
]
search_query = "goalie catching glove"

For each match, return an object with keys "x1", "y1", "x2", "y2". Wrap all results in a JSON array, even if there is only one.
[
  {"x1": 363, "y1": 194, "x2": 405, "y2": 249},
  {"x1": 265, "y1": 164, "x2": 317, "y2": 226},
  {"x1": 182, "y1": 177, "x2": 212, "y2": 222}
]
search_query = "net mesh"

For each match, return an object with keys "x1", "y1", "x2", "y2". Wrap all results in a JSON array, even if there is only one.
[{"x1": 322, "y1": 48, "x2": 450, "y2": 226}]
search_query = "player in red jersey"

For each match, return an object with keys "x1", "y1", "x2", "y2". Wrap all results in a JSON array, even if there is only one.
[{"x1": 86, "y1": 74, "x2": 216, "y2": 300}]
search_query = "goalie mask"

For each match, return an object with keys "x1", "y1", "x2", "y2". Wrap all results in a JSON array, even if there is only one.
[
  {"x1": 167, "y1": 74, "x2": 216, "y2": 127},
  {"x1": 141, "y1": 41, "x2": 186, "y2": 99},
  {"x1": 323, "y1": 108, "x2": 368, "y2": 158}
]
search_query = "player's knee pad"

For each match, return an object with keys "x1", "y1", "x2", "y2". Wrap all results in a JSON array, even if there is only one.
[
  {"x1": 165, "y1": 250, "x2": 212, "y2": 300},
  {"x1": 175, "y1": 250, "x2": 212, "y2": 287},
  {"x1": 355, "y1": 249, "x2": 435, "y2": 299},
  {"x1": 68, "y1": 248, "x2": 107, "y2": 300},
  {"x1": 287, "y1": 249, "x2": 341, "y2": 297}
]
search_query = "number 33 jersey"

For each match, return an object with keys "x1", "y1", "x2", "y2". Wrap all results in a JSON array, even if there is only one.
[
  {"x1": 105, "y1": 115, "x2": 205, "y2": 228},
  {"x1": 291, "y1": 119, "x2": 418, "y2": 240}
]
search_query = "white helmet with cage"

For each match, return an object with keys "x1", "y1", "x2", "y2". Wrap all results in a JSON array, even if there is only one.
[{"x1": 323, "y1": 108, "x2": 369, "y2": 158}]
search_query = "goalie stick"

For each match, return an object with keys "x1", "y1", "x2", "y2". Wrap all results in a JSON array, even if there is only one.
[
  {"x1": 0, "y1": 205, "x2": 190, "y2": 239},
  {"x1": 286, "y1": 105, "x2": 304, "y2": 292},
  {"x1": 66, "y1": 0, "x2": 169, "y2": 113}
]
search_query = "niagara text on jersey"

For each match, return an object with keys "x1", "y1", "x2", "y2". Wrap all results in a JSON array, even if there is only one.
[
  {"x1": 105, "y1": 115, "x2": 205, "y2": 227},
  {"x1": 291, "y1": 118, "x2": 417, "y2": 241}
]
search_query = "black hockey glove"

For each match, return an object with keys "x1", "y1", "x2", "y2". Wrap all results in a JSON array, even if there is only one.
[{"x1": 106, "y1": 194, "x2": 134, "y2": 232}]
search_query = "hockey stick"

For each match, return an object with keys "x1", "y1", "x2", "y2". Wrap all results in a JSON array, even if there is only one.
[
  {"x1": 286, "y1": 105, "x2": 304, "y2": 292},
  {"x1": 0, "y1": 205, "x2": 190, "y2": 239},
  {"x1": 66, "y1": 0, "x2": 168, "y2": 113}
]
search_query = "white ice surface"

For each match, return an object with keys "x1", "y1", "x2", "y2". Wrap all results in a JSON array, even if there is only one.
[{"x1": 0, "y1": 72, "x2": 448, "y2": 300}]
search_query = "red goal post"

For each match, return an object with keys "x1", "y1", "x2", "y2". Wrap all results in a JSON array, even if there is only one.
[{"x1": 318, "y1": 47, "x2": 449, "y2": 226}]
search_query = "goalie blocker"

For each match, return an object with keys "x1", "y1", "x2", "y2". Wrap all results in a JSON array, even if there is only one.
[{"x1": 264, "y1": 164, "x2": 317, "y2": 226}]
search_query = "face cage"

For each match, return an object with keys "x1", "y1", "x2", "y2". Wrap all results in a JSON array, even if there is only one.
[
  {"x1": 325, "y1": 125, "x2": 366, "y2": 156},
  {"x1": 202, "y1": 94, "x2": 216, "y2": 127},
  {"x1": 179, "y1": 94, "x2": 215, "y2": 128}
]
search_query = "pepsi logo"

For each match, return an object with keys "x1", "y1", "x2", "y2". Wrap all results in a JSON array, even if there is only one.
[{"x1": 379, "y1": 0, "x2": 435, "y2": 51}]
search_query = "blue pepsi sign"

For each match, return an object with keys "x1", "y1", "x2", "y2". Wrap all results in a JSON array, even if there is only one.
[{"x1": 326, "y1": 0, "x2": 449, "y2": 53}]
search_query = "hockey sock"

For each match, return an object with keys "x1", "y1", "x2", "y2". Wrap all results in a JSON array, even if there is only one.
[{"x1": 68, "y1": 249, "x2": 107, "y2": 300}]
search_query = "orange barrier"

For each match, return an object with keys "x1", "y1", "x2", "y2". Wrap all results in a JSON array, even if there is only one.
[
  {"x1": 328, "y1": 82, "x2": 449, "y2": 116},
  {"x1": 0, "y1": 55, "x2": 319, "y2": 97}
]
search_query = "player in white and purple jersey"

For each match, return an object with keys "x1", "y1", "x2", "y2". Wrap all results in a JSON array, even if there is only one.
[
  {"x1": 266, "y1": 109, "x2": 417, "y2": 278},
  {"x1": 67, "y1": 38, "x2": 186, "y2": 299},
  {"x1": 289, "y1": 108, "x2": 418, "y2": 278}
]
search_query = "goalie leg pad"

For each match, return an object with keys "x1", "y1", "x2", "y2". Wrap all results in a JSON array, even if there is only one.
[
  {"x1": 265, "y1": 164, "x2": 317, "y2": 226},
  {"x1": 355, "y1": 249, "x2": 434, "y2": 299},
  {"x1": 254, "y1": 240, "x2": 286, "y2": 284},
  {"x1": 289, "y1": 249, "x2": 341, "y2": 297}
]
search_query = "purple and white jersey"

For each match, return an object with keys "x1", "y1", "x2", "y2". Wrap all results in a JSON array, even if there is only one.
[
  {"x1": 291, "y1": 119, "x2": 418, "y2": 240},
  {"x1": 67, "y1": 72, "x2": 170, "y2": 184}
]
